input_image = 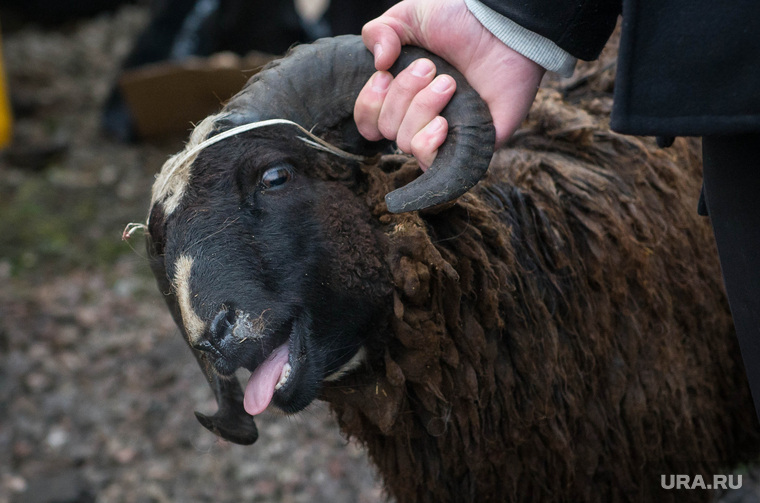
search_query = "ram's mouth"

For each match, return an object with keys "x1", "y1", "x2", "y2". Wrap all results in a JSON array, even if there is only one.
[
  {"x1": 243, "y1": 342, "x2": 293, "y2": 416},
  {"x1": 239, "y1": 314, "x2": 364, "y2": 416},
  {"x1": 241, "y1": 314, "x2": 313, "y2": 416}
]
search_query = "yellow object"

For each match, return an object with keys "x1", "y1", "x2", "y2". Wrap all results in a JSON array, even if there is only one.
[{"x1": 0, "y1": 27, "x2": 12, "y2": 149}]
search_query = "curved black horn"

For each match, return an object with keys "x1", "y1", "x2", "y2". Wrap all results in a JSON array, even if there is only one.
[
  {"x1": 218, "y1": 34, "x2": 495, "y2": 213},
  {"x1": 192, "y1": 351, "x2": 259, "y2": 445}
]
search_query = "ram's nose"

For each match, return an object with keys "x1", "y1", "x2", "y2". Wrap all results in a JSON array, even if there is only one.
[
  {"x1": 190, "y1": 308, "x2": 232, "y2": 350},
  {"x1": 190, "y1": 307, "x2": 260, "y2": 375},
  {"x1": 192, "y1": 304, "x2": 274, "y2": 375},
  {"x1": 210, "y1": 307, "x2": 239, "y2": 344}
]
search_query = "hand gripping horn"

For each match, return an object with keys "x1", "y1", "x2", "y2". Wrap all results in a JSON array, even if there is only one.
[{"x1": 216, "y1": 34, "x2": 495, "y2": 213}]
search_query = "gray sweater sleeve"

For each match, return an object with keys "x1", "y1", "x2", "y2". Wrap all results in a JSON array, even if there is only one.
[{"x1": 465, "y1": 0, "x2": 577, "y2": 77}]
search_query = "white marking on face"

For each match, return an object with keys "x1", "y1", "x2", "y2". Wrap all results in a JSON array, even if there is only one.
[
  {"x1": 324, "y1": 346, "x2": 367, "y2": 382},
  {"x1": 150, "y1": 113, "x2": 222, "y2": 219},
  {"x1": 173, "y1": 255, "x2": 206, "y2": 347}
]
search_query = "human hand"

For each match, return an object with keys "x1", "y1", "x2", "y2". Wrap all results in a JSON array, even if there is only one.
[{"x1": 353, "y1": 0, "x2": 545, "y2": 170}]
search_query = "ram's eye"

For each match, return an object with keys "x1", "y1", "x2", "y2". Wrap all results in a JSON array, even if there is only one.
[{"x1": 260, "y1": 164, "x2": 293, "y2": 189}]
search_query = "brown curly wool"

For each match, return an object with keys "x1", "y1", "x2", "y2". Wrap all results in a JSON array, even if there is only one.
[{"x1": 321, "y1": 88, "x2": 760, "y2": 503}]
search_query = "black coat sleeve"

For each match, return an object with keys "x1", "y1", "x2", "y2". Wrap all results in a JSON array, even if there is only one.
[{"x1": 478, "y1": 0, "x2": 622, "y2": 60}]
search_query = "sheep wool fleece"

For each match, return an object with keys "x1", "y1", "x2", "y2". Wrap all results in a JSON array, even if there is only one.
[
  {"x1": 478, "y1": 0, "x2": 760, "y2": 416},
  {"x1": 320, "y1": 89, "x2": 760, "y2": 502}
]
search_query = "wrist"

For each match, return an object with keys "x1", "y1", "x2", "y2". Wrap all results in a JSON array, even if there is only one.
[{"x1": 464, "y1": 0, "x2": 577, "y2": 77}]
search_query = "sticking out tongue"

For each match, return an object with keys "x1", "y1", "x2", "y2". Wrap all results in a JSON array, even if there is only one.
[{"x1": 243, "y1": 343, "x2": 290, "y2": 416}]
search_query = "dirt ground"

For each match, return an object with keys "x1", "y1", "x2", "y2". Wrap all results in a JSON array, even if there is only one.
[
  {"x1": 0, "y1": 5, "x2": 383, "y2": 503},
  {"x1": 2, "y1": 4, "x2": 760, "y2": 503}
]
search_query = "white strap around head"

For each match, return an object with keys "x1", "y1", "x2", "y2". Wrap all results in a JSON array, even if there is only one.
[
  {"x1": 148, "y1": 118, "x2": 370, "y2": 225},
  {"x1": 161, "y1": 119, "x2": 366, "y2": 194}
]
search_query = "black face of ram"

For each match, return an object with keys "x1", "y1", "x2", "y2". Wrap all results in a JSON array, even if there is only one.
[{"x1": 147, "y1": 132, "x2": 390, "y2": 417}]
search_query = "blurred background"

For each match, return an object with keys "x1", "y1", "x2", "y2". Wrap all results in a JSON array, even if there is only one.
[{"x1": 0, "y1": 1, "x2": 391, "y2": 501}]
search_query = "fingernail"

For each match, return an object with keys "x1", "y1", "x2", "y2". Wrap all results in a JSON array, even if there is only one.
[
  {"x1": 372, "y1": 72, "x2": 391, "y2": 92},
  {"x1": 431, "y1": 75, "x2": 454, "y2": 93},
  {"x1": 373, "y1": 44, "x2": 383, "y2": 66},
  {"x1": 426, "y1": 116, "x2": 445, "y2": 133},
  {"x1": 411, "y1": 58, "x2": 435, "y2": 77}
]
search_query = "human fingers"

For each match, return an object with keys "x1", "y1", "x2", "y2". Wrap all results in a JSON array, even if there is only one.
[
  {"x1": 377, "y1": 58, "x2": 437, "y2": 141},
  {"x1": 395, "y1": 74, "x2": 456, "y2": 154},
  {"x1": 354, "y1": 71, "x2": 393, "y2": 142},
  {"x1": 410, "y1": 116, "x2": 448, "y2": 171},
  {"x1": 361, "y1": 13, "x2": 407, "y2": 70}
]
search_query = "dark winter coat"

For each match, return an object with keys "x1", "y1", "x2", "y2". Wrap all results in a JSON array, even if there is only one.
[{"x1": 480, "y1": 0, "x2": 760, "y2": 136}]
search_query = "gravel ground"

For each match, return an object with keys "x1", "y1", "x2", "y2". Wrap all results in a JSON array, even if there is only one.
[
  {"x1": 0, "y1": 6, "x2": 384, "y2": 503},
  {"x1": 2, "y1": 5, "x2": 760, "y2": 503}
]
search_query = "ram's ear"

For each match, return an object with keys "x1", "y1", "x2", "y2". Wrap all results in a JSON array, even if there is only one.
[
  {"x1": 192, "y1": 351, "x2": 259, "y2": 445},
  {"x1": 217, "y1": 35, "x2": 495, "y2": 213}
]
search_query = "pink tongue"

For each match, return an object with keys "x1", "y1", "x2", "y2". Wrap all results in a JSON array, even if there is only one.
[{"x1": 243, "y1": 344, "x2": 290, "y2": 416}]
